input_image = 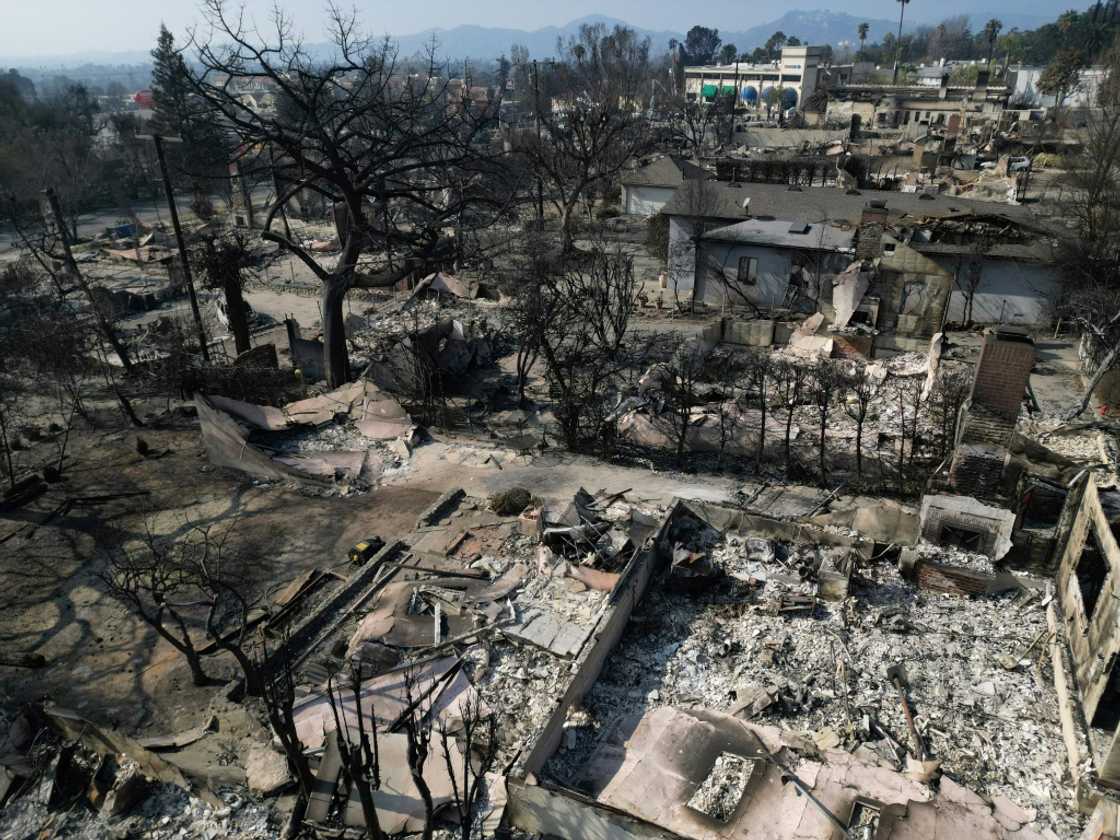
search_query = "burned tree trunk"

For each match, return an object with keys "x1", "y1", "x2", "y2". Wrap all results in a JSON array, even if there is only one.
[
  {"x1": 225, "y1": 276, "x2": 251, "y2": 356},
  {"x1": 321, "y1": 276, "x2": 353, "y2": 387}
]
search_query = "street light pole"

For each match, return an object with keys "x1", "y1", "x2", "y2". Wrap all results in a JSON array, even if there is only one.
[
  {"x1": 142, "y1": 133, "x2": 211, "y2": 363},
  {"x1": 893, "y1": 0, "x2": 912, "y2": 85}
]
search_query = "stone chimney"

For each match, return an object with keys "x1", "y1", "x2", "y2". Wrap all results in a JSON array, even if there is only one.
[{"x1": 855, "y1": 201, "x2": 887, "y2": 260}]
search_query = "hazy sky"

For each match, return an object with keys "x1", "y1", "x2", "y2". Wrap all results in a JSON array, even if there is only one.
[{"x1": 0, "y1": 0, "x2": 1077, "y2": 59}]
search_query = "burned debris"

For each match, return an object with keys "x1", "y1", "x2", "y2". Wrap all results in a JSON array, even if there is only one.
[{"x1": 4, "y1": 8, "x2": 1120, "y2": 840}]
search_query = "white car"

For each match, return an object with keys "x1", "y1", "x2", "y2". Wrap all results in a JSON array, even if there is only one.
[{"x1": 1008, "y1": 156, "x2": 1032, "y2": 172}]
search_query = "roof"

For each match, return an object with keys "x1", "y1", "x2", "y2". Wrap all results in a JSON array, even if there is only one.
[
  {"x1": 701, "y1": 217, "x2": 856, "y2": 252},
  {"x1": 912, "y1": 240, "x2": 1055, "y2": 262},
  {"x1": 661, "y1": 180, "x2": 1048, "y2": 229},
  {"x1": 620, "y1": 156, "x2": 704, "y2": 188}
]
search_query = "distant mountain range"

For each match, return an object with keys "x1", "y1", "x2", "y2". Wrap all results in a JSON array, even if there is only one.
[
  {"x1": 379, "y1": 10, "x2": 1058, "y2": 61},
  {"x1": 1, "y1": 10, "x2": 1064, "y2": 70}
]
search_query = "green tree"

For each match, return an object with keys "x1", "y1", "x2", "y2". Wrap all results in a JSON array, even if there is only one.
[
  {"x1": 150, "y1": 24, "x2": 228, "y2": 205},
  {"x1": 858, "y1": 22, "x2": 870, "y2": 58},
  {"x1": 1038, "y1": 48, "x2": 1085, "y2": 111},
  {"x1": 684, "y1": 26, "x2": 721, "y2": 64},
  {"x1": 718, "y1": 43, "x2": 738, "y2": 65},
  {"x1": 764, "y1": 31, "x2": 787, "y2": 60},
  {"x1": 983, "y1": 19, "x2": 1003, "y2": 68}
]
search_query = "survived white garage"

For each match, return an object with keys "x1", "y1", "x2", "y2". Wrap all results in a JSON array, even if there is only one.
[{"x1": 620, "y1": 157, "x2": 705, "y2": 216}]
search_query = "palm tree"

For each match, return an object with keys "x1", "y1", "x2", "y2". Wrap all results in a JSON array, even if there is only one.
[
  {"x1": 983, "y1": 19, "x2": 1003, "y2": 69},
  {"x1": 891, "y1": 0, "x2": 909, "y2": 84},
  {"x1": 857, "y1": 22, "x2": 869, "y2": 60}
]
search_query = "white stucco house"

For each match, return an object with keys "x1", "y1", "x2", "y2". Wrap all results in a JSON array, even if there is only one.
[
  {"x1": 660, "y1": 180, "x2": 1062, "y2": 329},
  {"x1": 620, "y1": 156, "x2": 705, "y2": 216}
]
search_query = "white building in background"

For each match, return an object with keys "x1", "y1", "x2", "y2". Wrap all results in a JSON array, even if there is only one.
[
  {"x1": 1006, "y1": 65, "x2": 1107, "y2": 108},
  {"x1": 683, "y1": 45, "x2": 827, "y2": 111}
]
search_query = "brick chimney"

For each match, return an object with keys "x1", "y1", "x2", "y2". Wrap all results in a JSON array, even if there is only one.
[
  {"x1": 855, "y1": 201, "x2": 887, "y2": 260},
  {"x1": 969, "y1": 330, "x2": 1035, "y2": 421}
]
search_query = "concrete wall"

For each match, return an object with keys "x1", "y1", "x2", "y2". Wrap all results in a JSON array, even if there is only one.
[
  {"x1": 942, "y1": 260, "x2": 1059, "y2": 327},
  {"x1": 515, "y1": 514, "x2": 670, "y2": 779},
  {"x1": 507, "y1": 781, "x2": 683, "y2": 840},
  {"x1": 286, "y1": 319, "x2": 326, "y2": 382},
  {"x1": 623, "y1": 185, "x2": 677, "y2": 216}
]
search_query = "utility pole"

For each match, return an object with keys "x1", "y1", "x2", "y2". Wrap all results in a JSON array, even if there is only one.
[
  {"x1": 531, "y1": 59, "x2": 544, "y2": 224},
  {"x1": 143, "y1": 133, "x2": 211, "y2": 363},
  {"x1": 892, "y1": 0, "x2": 912, "y2": 85},
  {"x1": 728, "y1": 61, "x2": 740, "y2": 144},
  {"x1": 267, "y1": 145, "x2": 292, "y2": 243},
  {"x1": 43, "y1": 188, "x2": 134, "y2": 373}
]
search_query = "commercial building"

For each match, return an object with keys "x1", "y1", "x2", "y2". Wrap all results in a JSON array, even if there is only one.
[{"x1": 684, "y1": 45, "x2": 827, "y2": 112}]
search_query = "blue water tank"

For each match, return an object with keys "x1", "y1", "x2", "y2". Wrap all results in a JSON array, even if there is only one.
[
  {"x1": 741, "y1": 85, "x2": 758, "y2": 103},
  {"x1": 782, "y1": 88, "x2": 798, "y2": 108}
]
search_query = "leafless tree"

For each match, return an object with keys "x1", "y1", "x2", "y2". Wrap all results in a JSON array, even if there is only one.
[
  {"x1": 438, "y1": 693, "x2": 499, "y2": 840},
  {"x1": 260, "y1": 633, "x2": 315, "y2": 812},
  {"x1": 1056, "y1": 39, "x2": 1120, "y2": 416},
  {"x1": 559, "y1": 243, "x2": 641, "y2": 354},
  {"x1": 0, "y1": 378, "x2": 22, "y2": 491},
  {"x1": 742, "y1": 349, "x2": 773, "y2": 466},
  {"x1": 504, "y1": 234, "x2": 557, "y2": 407},
  {"x1": 954, "y1": 251, "x2": 985, "y2": 328},
  {"x1": 810, "y1": 358, "x2": 840, "y2": 483},
  {"x1": 773, "y1": 358, "x2": 810, "y2": 472},
  {"x1": 517, "y1": 23, "x2": 654, "y2": 252},
  {"x1": 0, "y1": 288, "x2": 95, "y2": 478},
  {"x1": 188, "y1": 2, "x2": 510, "y2": 387},
  {"x1": 102, "y1": 516, "x2": 270, "y2": 694},
  {"x1": 889, "y1": 376, "x2": 926, "y2": 494},
  {"x1": 929, "y1": 366, "x2": 971, "y2": 462},
  {"x1": 326, "y1": 662, "x2": 386, "y2": 839},
  {"x1": 665, "y1": 94, "x2": 730, "y2": 159},
  {"x1": 318, "y1": 661, "x2": 498, "y2": 840},
  {"x1": 100, "y1": 524, "x2": 217, "y2": 687},
  {"x1": 657, "y1": 341, "x2": 710, "y2": 467},
  {"x1": 710, "y1": 348, "x2": 747, "y2": 470},
  {"x1": 537, "y1": 245, "x2": 639, "y2": 449},
  {"x1": 841, "y1": 362, "x2": 879, "y2": 480},
  {"x1": 191, "y1": 522, "x2": 269, "y2": 697},
  {"x1": 194, "y1": 233, "x2": 254, "y2": 356}
]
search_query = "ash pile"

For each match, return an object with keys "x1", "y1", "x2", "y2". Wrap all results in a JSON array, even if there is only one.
[
  {"x1": 251, "y1": 487, "x2": 663, "y2": 837},
  {"x1": 543, "y1": 500, "x2": 1079, "y2": 838}
]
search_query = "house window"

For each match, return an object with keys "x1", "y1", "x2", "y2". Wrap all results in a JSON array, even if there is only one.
[
  {"x1": 737, "y1": 257, "x2": 758, "y2": 286},
  {"x1": 1075, "y1": 530, "x2": 1110, "y2": 622}
]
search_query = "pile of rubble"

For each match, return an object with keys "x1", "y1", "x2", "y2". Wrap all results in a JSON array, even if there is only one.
[
  {"x1": 196, "y1": 379, "x2": 417, "y2": 493},
  {"x1": 545, "y1": 524, "x2": 1078, "y2": 838}
]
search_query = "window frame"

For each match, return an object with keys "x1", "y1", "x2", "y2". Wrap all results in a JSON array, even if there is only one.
[{"x1": 736, "y1": 256, "x2": 758, "y2": 286}]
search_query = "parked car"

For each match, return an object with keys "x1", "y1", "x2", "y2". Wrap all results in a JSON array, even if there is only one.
[{"x1": 1008, "y1": 156, "x2": 1032, "y2": 172}]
